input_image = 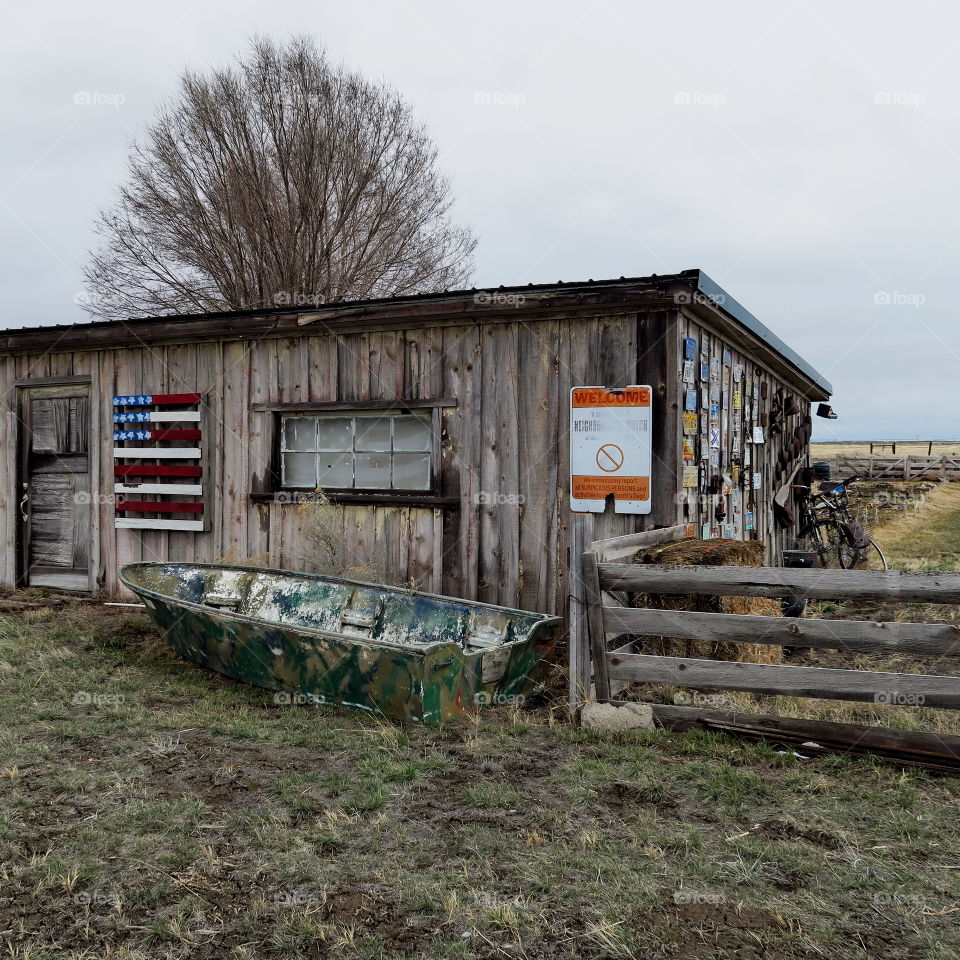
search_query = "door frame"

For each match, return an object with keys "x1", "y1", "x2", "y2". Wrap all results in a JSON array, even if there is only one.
[{"x1": 16, "y1": 377, "x2": 94, "y2": 591}]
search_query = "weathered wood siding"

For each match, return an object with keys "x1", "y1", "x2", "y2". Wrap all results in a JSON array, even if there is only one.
[
  {"x1": 677, "y1": 307, "x2": 810, "y2": 562},
  {"x1": 0, "y1": 308, "x2": 678, "y2": 610}
]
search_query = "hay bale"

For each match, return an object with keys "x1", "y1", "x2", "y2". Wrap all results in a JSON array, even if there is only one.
[{"x1": 628, "y1": 539, "x2": 782, "y2": 665}]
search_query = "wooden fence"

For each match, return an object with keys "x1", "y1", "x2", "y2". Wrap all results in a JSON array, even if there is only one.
[
  {"x1": 581, "y1": 558, "x2": 960, "y2": 770},
  {"x1": 838, "y1": 454, "x2": 960, "y2": 480},
  {"x1": 568, "y1": 522, "x2": 694, "y2": 705}
]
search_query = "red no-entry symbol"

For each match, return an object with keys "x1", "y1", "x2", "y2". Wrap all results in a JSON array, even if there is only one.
[{"x1": 596, "y1": 443, "x2": 624, "y2": 472}]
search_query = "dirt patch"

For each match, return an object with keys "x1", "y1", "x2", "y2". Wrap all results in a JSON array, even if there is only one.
[
  {"x1": 599, "y1": 779, "x2": 679, "y2": 809},
  {"x1": 321, "y1": 885, "x2": 424, "y2": 950},
  {"x1": 755, "y1": 817, "x2": 841, "y2": 849}
]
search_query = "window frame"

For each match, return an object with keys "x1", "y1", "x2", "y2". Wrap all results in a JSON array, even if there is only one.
[{"x1": 269, "y1": 403, "x2": 446, "y2": 500}]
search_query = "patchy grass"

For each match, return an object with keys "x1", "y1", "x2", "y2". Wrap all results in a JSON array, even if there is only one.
[
  {"x1": 1, "y1": 604, "x2": 959, "y2": 958},
  {"x1": 874, "y1": 481, "x2": 960, "y2": 571}
]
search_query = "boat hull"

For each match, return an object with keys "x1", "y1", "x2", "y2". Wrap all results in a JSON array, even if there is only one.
[{"x1": 119, "y1": 563, "x2": 561, "y2": 722}]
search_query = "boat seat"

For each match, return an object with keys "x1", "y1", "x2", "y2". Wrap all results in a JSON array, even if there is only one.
[
  {"x1": 339, "y1": 590, "x2": 384, "y2": 636},
  {"x1": 465, "y1": 610, "x2": 511, "y2": 650}
]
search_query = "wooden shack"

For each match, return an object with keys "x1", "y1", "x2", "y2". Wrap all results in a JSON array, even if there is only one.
[{"x1": 0, "y1": 269, "x2": 831, "y2": 605}]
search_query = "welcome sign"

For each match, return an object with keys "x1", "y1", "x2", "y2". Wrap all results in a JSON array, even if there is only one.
[{"x1": 569, "y1": 385, "x2": 652, "y2": 514}]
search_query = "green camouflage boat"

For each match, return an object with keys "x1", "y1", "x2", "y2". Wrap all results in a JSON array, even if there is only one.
[{"x1": 119, "y1": 562, "x2": 561, "y2": 722}]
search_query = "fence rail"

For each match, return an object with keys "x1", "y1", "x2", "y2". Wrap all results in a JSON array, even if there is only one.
[
  {"x1": 582, "y1": 557, "x2": 960, "y2": 768},
  {"x1": 837, "y1": 454, "x2": 960, "y2": 480}
]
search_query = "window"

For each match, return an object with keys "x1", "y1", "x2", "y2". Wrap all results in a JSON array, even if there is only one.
[{"x1": 280, "y1": 412, "x2": 434, "y2": 491}]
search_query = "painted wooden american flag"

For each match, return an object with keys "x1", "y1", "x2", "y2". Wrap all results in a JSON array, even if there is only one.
[{"x1": 112, "y1": 393, "x2": 205, "y2": 531}]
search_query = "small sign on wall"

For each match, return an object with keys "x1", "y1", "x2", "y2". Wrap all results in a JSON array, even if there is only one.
[{"x1": 570, "y1": 385, "x2": 652, "y2": 515}]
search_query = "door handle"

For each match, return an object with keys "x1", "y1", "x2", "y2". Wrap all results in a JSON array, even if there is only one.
[{"x1": 19, "y1": 490, "x2": 29, "y2": 522}]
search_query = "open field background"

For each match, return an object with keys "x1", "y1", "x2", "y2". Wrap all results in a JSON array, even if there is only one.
[
  {"x1": 3, "y1": 484, "x2": 960, "y2": 959},
  {"x1": 812, "y1": 440, "x2": 960, "y2": 467}
]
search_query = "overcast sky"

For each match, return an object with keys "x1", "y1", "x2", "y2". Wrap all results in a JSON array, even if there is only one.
[{"x1": 2, "y1": 1, "x2": 955, "y2": 440}]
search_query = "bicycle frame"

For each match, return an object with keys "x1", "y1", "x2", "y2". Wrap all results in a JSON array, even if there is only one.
[{"x1": 796, "y1": 477, "x2": 868, "y2": 567}]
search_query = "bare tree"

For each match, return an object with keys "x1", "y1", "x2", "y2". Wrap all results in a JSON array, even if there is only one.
[{"x1": 82, "y1": 36, "x2": 476, "y2": 320}]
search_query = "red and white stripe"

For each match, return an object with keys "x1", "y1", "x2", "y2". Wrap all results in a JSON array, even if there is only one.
[{"x1": 112, "y1": 392, "x2": 205, "y2": 531}]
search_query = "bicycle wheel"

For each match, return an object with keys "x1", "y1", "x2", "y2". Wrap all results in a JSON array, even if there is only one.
[
  {"x1": 840, "y1": 537, "x2": 888, "y2": 570},
  {"x1": 812, "y1": 520, "x2": 845, "y2": 568}
]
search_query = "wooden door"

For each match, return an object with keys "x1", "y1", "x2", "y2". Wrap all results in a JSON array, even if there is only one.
[{"x1": 18, "y1": 386, "x2": 92, "y2": 591}]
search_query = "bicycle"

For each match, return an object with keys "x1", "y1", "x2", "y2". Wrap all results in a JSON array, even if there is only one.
[{"x1": 794, "y1": 475, "x2": 888, "y2": 570}]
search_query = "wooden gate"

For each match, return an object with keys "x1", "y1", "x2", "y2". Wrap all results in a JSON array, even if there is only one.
[
  {"x1": 17, "y1": 382, "x2": 92, "y2": 591},
  {"x1": 838, "y1": 454, "x2": 960, "y2": 480},
  {"x1": 582, "y1": 558, "x2": 960, "y2": 770}
]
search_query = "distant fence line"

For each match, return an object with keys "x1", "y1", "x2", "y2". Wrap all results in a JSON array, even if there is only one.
[
  {"x1": 837, "y1": 454, "x2": 960, "y2": 480},
  {"x1": 812, "y1": 441, "x2": 960, "y2": 456}
]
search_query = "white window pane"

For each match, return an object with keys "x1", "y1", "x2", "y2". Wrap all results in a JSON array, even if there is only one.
[
  {"x1": 317, "y1": 417, "x2": 353, "y2": 451},
  {"x1": 317, "y1": 453, "x2": 353, "y2": 488},
  {"x1": 355, "y1": 417, "x2": 392, "y2": 451},
  {"x1": 392, "y1": 453, "x2": 431, "y2": 490},
  {"x1": 284, "y1": 417, "x2": 316, "y2": 451},
  {"x1": 393, "y1": 415, "x2": 432, "y2": 452},
  {"x1": 354, "y1": 453, "x2": 391, "y2": 488},
  {"x1": 283, "y1": 452, "x2": 317, "y2": 488}
]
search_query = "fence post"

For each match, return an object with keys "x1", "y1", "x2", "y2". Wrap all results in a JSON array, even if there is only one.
[
  {"x1": 568, "y1": 512, "x2": 595, "y2": 708},
  {"x1": 582, "y1": 550, "x2": 611, "y2": 702}
]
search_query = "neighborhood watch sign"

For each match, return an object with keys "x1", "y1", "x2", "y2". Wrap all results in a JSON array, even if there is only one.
[{"x1": 569, "y1": 386, "x2": 652, "y2": 514}]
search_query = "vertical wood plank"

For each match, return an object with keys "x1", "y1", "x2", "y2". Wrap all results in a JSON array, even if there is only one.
[
  {"x1": 247, "y1": 338, "x2": 274, "y2": 561},
  {"x1": 307, "y1": 333, "x2": 338, "y2": 402},
  {"x1": 568, "y1": 512, "x2": 595, "y2": 706},
  {"x1": 0, "y1": 358, "x2": 16, "y2": 586},
  {"x1": 220, "y1": 340, "x2": 249, "y2": 562},
  {"x1": 517, "y1": 320, "x2": 560, "y2": 611},
  {"x1": 478, "y1": 322, "x2": 520, "y2": 606},
  {"x1": 96, "y1": 351, "x2": 117, "y2": 592},
  {"x1": 582, "y1": 550, "x2": 610, "y2": 702},
  {"x1": 440, "y1": 325, "x2": 481, "y2": 600}
]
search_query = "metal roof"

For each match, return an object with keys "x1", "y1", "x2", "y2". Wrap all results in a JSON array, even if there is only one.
[{"x1": 0, "y1": 268, "x2": 832, "y2": 396}]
